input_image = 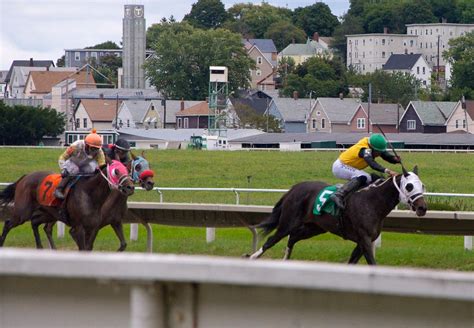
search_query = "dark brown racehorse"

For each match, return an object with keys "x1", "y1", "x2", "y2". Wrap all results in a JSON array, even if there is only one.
[
  {"x1": 0, "y1": 161, "x2": 134, "y2": 250},
  {"x1": 39, "y1": 152, "x2": 155, "y2": 251},
  {"x1": 248, "y1": 166, "x2": 427, "y2": 265}
]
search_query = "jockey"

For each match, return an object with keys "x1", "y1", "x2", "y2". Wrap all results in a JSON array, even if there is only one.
[
  {"x1": 103, "y1": 138, "x2": 131, "y2": 166},
  {"x1": 54, "y1": 129, "x2": 106, "y2": 200},
  {"x1": 330, "y1": 133, "x2": 400, "y2": 209}
]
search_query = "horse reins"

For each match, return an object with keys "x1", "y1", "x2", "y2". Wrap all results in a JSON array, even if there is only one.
[{"x1": 99, "y1": 166, "x2": 130, "y2": 190}]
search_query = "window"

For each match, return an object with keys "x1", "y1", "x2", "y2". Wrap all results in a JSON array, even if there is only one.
[
  {"x1": 410, "y1": 40, "x2": 414, "y2": 47},
  {"x1": 363, "y1": 39, "x2": 365, "y2": 46},
  {"x1": 91, "y1": 52, "x2": 97, "y2": 59},
  {"x1": 456, "y1": 120, "x2": 459, "y2": 128},
  {"x1": 362, "y1": 51, "x2": 365, "y2": 58},
  {"x1": 407, "y1": 120, "x2": 416, "y2": 130},
  {"x1": 422, "y1": 67, "x2": 425, "y2": 74},
  {"x1": 257, "y1": 56, "x2": 262, "y2": 65},
  {"x1": 382, "y1": 39, "x2": 385, "y2": 45},
  {"x1": 316, "y1": 111, "x2": 321, "y2": 116},
  {"x1": 184, "y1": 118, "x2": 189, "y2": 128},
  {"x1": 127, "y1": 119, "x2": 130, "y2": 128},
  {"x1": 382, "y1": 51, "x2": 385, "y2": 58},
  {"x1": 177, "y1": 118, "x2": 182, "y2": 128},
  {"x1": 417, "y1": 66, "x2": 420, "y2": 74},
  {"x1": 357, "y1": 118, "x2": 366, "y2": 129},
  {"x1": 256, "y1": 69, "x2": 262, "y2": 76},
  {"x1": 75, "y1": 52, "x2": 80, "y2": 61},
  {"x1": 83, "y1": 118, "x2": 87, "y2": 128},
  {"x1": 312, "y1": 119, "x2": 316, "y2": 129},
  {"x1": 76, "y1": 118, "x2": 80, "y2": 129},
  {"x1": 321, "y1": 118, "x2": 326, "y2": 129},
  {"x1": 463, "y1": 120, "x2": 466, "y2": 129}
]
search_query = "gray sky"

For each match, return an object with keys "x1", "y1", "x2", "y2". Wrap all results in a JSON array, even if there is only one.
[{"x1": 0, "y1": 0, "x2": 349, "y2": 70}]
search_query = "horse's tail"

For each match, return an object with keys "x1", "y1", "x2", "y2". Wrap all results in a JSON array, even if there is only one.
[
  {"x1": 255, "y1": 195, "x2": 285, "y2": 236},
  {"x1": 0, "y1": 175, "x2": 24, "y2": 207}
]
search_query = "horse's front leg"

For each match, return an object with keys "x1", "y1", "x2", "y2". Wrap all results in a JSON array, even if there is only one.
[
  {"x1": 86, "y1": 227, "x2": 100, "y2": 251},
  {"x1": 69, "y1": 226, "x2": 86, "y2": 250},
  {"x1": 358, "y1": 236, "x2": 376, "y2": 265},
  {"x1": 348, "y1": 245, "x2": 363, "y2": 264},
  {"x1": 111, "y1": 222, "x2": 127, "y2": 252},
  {"x1": 43, "y1": 222, "x2": 57, "y2": 249},
  {"x1": 31, "y1": 217, "x2": 44, "y2": 249}
]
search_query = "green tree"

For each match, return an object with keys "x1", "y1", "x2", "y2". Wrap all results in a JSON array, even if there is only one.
[
  {"x1": 233, "y1": 103, "x2": 281, "y2": 132},
  {"x1": 293, "y1": 3, "x2": 340, "y2": 37},
  {"x1": 276, "y1": 56, "x2": 296, "y2": 89},
  {"x1": 183, "y1": 0, "x2": 229, "y2": 29},
  {"x1": 443, "y1": 31, "x2": 474, "y2": 99},
  {"x1": 458, "y1": 0, "x2": 474, "y2": 24},
  {"x1": 400, "y1": 0, "x2": 437, "y2": 27},
  {"x1": 264, "y1": 21, "x2": 306, "y2": 52},
  {"x1": 56, "y1": 55, "x2": 65, "y2": 67},
  {"x1": 429, "y1": 0, "x2": 459, "y2": 23},
  {"x1": 0, "y1": 103, "x2": 65, "y2": 145},
  {"x1": 144, "y1": 23, "x2": 254, "y2": 100},
  {"x1": 86, "y1": 41, "x2": 120, "y2": 49}
]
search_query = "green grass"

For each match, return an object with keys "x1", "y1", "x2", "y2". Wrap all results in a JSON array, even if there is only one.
[{"x1": 0, "y1": 148, "x2": 473, "y2": 271}]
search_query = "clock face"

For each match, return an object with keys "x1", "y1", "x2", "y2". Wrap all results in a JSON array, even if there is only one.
[{"x1": 134, "y1": 7, "x2": 143, "y2": 17}]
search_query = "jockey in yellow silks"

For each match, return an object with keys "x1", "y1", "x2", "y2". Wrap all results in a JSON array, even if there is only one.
[{"x1": 330, "y1": 134, "x2": 400, "y2": 209}]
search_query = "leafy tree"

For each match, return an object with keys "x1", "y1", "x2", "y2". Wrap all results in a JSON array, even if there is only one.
[
  {"x1": 264, "y1": 21, "x2": 306, "y2": 52},
  {"x1": 144, "y1": 22, "x2": 254, "y2": 100},
  {"x1": 276, "y1": 56, "x2": 296, "y2": 89},
  {"x1": 0, "y1": 103, "x2": 65, "y2": 145},
  {"x1": 183, "y1": 0, "x2": 229, "y2": 29},
  {"x1": 56, "y1": 55, "x2": 65, "y2": 67},
  {"x1": 458, "y1": 0, "x2": 474, "y2": 24},
  {"x1": 233, "y1": 103, "x2": 281, "y2": 132},
  {"x1": 86, "y1": 41, "x2": 120, "y2": 49},
  {"x1": 429, "y1": 0, "x2": 459, "y2": 23},
  {"x1": 443, "y1": 31, "x2": 474, "y2": 99},
  {"x1": 293, "y1": 3, "x2": 340, "y2": 37},
  {"x1": 400, "y1": 0, "x2": 437, "y2": 27}
]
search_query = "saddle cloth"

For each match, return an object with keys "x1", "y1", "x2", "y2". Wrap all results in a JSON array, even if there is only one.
[
  {"x1": 37, "y1": 174, "x2": 72, "y2": 207},
  {"x1": 313, "y1": 185, "x2": 340, "y2": 216}
]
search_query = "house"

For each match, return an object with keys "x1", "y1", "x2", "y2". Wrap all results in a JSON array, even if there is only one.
[
  {"x1": 349, "y1": 103, "x2": 401, "y2": 133},
  {"x1": 0, "y1": 71, "x2": 7, "y2": 99},
  {"x1": 74, "y1": 99, "x2": 121, "y2": 131},
  {"x1": 117, "y1": 100, "x2": 162, "y2": 129},
  {"x1": 175, "y1": 101, "x2": 210, "y2": 129},
  {"x1": 4, "y1": 59, "x2": 54, "y2": 98},
  {"x1": 269, "y1": 94, "x2": 311, "y2": 133},
  {"x1": 65, "y1": 48, "x2": 155, "y2": 68},
  {"x1": 278, "y1": 38, "x2": 331, "y2": 66},
  {"x1": 399, "y1": 101, "x2": 457, "y2": 133},
  {"x1": 7, "y1": 66, "x2": 50, "y2": 99},
  {"x1": 445, "y1": 100, "x2": 474, "y2": 133},
  {"x1": 383, "y1": 54, "x2": 431, "y2": 87},
  {"x1": 307, "y1": 97, "x2": 360, "y2": 133},
  {"x1": 230, "y1": 90, "x2": 274, "y2": 128},
  {"x1": 243, "y1": 39, "x2": 278, "y2": 91},
  {"x1": 23, "y1": 70, "x2": 95, "y2": 100}
]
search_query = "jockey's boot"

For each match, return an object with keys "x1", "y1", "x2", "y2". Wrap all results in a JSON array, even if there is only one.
[
  {"x1": 330, "y1": 177, "x2": 366, "y2": 209},
  {"x1": 53, "y1": 176, "x2": 71, "y2": 200}
]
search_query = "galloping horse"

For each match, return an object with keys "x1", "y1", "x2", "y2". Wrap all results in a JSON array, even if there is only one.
[
  {"x1": 249, "y1": 166, "x2": 427, "y2": 265},
  {"x1": 0, "y1": 160, "x2": 134, "y2": 250},
  {"x1": 39, "y1": 152, "x2": 155, "y2": 251}
]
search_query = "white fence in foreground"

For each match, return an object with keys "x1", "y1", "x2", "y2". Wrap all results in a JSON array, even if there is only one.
[{"x1": 0, "y1": 248, "x2": 473, "y2": 328}]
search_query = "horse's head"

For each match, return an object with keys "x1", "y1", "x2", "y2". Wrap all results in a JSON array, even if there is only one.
[
  {"x1": 107, "y1": 160, "x2": 135, "y2": 196},
  {"x1": 398, "y1": 165, "x2": 427, "y2": 217},
  {"x1": 130, "y1": 155, "x2": 155, "y2": 191}
]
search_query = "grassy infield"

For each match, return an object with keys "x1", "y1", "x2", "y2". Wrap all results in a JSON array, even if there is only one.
[{"x1": 0, "y1": 148, "x2": 473, "y2": 271}]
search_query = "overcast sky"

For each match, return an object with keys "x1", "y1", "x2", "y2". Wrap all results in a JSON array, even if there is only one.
[{"x1": 0, "y1": 0, "x2": 349, "y2": 70}]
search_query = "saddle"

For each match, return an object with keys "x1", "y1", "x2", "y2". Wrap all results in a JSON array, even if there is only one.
[{"x1": 37, "y1": 174, "x2": 74, "y2": 207}]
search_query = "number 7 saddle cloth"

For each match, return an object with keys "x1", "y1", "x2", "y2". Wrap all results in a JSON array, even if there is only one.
[{"x1": 37, "y1": 174, "x2": 71, "y2": 207}]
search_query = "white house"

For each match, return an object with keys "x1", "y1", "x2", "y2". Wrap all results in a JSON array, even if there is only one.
[
  {"x1": 117, "y1": 100, "x2": 162, "y2": 129},
  {"x1": 383, "y1": 54, "x2": 432, "y2": 87},
  {"x1": 74, "y1": 99, "x2": 119, "y2": 131},
  {"x1": 445, "y1": 100, "x2": 474, "y2": 133}
]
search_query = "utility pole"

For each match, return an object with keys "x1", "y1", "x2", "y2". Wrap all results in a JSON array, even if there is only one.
[
  {"x1": 368, "y1": 83, "x2": 371, "y2": 133},
  {"x1": 437, "y1": 34, "x2": 440, "y2": 82}
]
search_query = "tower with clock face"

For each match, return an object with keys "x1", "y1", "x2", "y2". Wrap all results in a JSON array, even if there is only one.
[{"x1": 123, "y1": 4, "x2": 145, "y2": 89}]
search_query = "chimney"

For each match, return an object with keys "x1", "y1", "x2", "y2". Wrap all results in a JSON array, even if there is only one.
[
  {"x1": 441, "y1": 17, "x2": 447, "y2": 24},
  {"x1": 29, "y1": 58, "x2": 34, "y2": 66},
  {"x1": 180, "y1": 99, "x2": 185, "y2": 111},
  {"x1": 383, "y1": 27, "x2": 388, "y2": 34},
  {"x1": 293, "y1": 91, "x2": 299, "y2": 100},
  {"x1": 339, "y1": 93, "x2": 344, "y2": 100},
  {"x1": 312, "y1": 32, "x2": 319, "y2": 42},
  {"x1": 292, "y1": 38, "x2": 295, "y2": 44},
  {"x1": 99, "y1": 93, "x2": 104, "y2": 99}
]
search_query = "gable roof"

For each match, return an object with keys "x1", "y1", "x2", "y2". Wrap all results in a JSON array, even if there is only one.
[
  {"x1": 467, "y1": 101, "x2": 474, "y2": 120},
  {"x1": 9, "y1": 67, "x2": 47, "y2": 87},
  {"x1": 360, "y1": 103, "x2": 400, "y2": 125},
  {"x1": 243, "y1": 39, "x2": 277, "y2": 53},
  {"x1": 175, "y1": 101, "x2": 210, "y2": 116},
  {"x1": 120, "y1": 100, "x2": 151, "y2": 122},
  {"x1": 383, "y1": 54, "x2": 422, "y2": 70},
  {"x1": 231, "y1": 97, "x2": 269, "y2": 116},
  {"x1": 6, "y1": 60, "x2": 54, "y2": 82},
  {"x1": 78, "y1": 99, "x2": 119, "y2": 122},
  {"x1": 248, "y1": 45, "x2": 275, "y2": 68},
  {"x1": 402, "y1": 101, "x2": 457, "y2": 125},
  {"x1": 0, "y1": 71, "x2": 8, "y2": 83},
  {"x1": 315, "y1": 98, "x2": 360, "y2": 123},
  {"x1": 27, "y1": 70, "x2": 96, "y2": 94},
  {"x1": 272, "y1": 97, "x2": 311, "y2": 122},
  {"x1": 279, "y1": 39, "x2": 325, "y2": 57}
]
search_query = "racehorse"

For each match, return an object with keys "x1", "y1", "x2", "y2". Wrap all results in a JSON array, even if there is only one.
[
  {"x1": 0, "y1": 160, "x2": 134, "y2": 250},
  {"x1": 248, "y1": 166, "x2": 427, "y2": 265},
  {"x1": 40, "y1": 152, "x2": 155, "y2": 251}
]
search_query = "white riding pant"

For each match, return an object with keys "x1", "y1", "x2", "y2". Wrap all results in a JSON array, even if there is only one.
[
  {"x1": 332, "y1": 159, "x2": 372, "y2": 183},
  {"x1": 60, "y1": 159, "x2": 98, "y2": 175}
]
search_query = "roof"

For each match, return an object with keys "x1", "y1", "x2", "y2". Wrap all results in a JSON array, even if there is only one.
[
  {"x1": 78, "y1": 99, "x2": 120, "y2": 122},
  {"x1": 361, "y1": 103, "x2": 400, "y2": 125},
  {"x1": 9, "y1": 67, "x2": 47, "y2": 87},
  {"x1": 466, "y1": 101, "x2": 474, "y2": 120},
  {"x1": 279, "y1": 40, "x2": 325, "y2": 57},
  {"x1": 120, "y1": 100, "x2": 151, "y2": 122},
  {"x1": 231, "y1": 97, "x2": 270, "y2": 116},
  {"x1": 405, "y1": 23, "x2": 474, "y2": 27},
  {"x1": 346, "y1": 33, "x2": 415, "y2": 37},
  {"x1": 406, "y1": 101, "x2": 457, "y2": 125},
  {"x1": 6, "y1": 60, "x2": 54, "y2": 82},
  {"x1": 243, "y1": 39, "x2": 277, "y2": 53},
  {"x1": 27, "y1": 70, "x2": 96, "y2": 94},
  {"x1": 71, "y1": 88, "x2": 161, "y2": 100},
  {"x1": 316, "y1": 98, "x2": 360, "y2": 123},
  {"x1": 0, "y1": 70, "x2": 8, "y2": 83},
  {"x1": 383, "y1": 54, "x2": 422, "y2": 70},
  {"x1": 272, "y1": 97, "x2": 312, "y2": 122},
  {"x1": 175, "y1": 101, "x2": 210, "y2": 116}
]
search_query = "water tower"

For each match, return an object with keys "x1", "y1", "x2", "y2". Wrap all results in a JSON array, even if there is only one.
[{"x1": 208, "y1": 66, "x2": 228, "y2": 137}]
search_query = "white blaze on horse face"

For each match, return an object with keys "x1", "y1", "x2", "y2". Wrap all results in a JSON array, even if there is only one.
[{"x1": 399, "y1": 172, "x2": 425, "y2": 205}]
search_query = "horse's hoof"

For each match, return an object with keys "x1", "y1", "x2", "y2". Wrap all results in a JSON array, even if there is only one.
[{"x1": 241, "y1": 253, "x2": 251, "y2": 258}]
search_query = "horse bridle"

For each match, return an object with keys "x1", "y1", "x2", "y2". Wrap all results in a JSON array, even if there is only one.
[
  {"x1": 99, "y1": 165, "x2": 131, "y2": 191},
  {"x1": 392, "y1": 175, "x2": 424, "y2": 210}
]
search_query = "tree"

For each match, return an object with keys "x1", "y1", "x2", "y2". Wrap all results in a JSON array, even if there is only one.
[
  {"x1": 0, "y1": 103, "x2": 65, "y2": 145},
  {"x1": 183, "y1": 0, "x2": 229, "y2": 29},
  {"x1": 458, "y1": 0, "x2": 474, "y2": 24},
  {"x1": 264, "y1": 21, "x2": 306, "y2": 52},
  {"x1": 429, "y1": 0, "x2": 459, "y2": 23},
  {"x1": 443, "y1": 31, "x2": 474, "y2": 99},
  {"x1": 293, "y1": 3, "x2": 340, "y2": 37},
  {"x1": 233, "y1": 103, "x2": 281, "y2": 132},
  {"x1": 400, "y1": 0, "x2": 437, "y2": 27},
  {"x1": 331, "y1": 14, "x2": 365, "y2": 61},
  {"x1": 56, "y1": 55, "x2": 65, "y2": 67},
  {"x1": 144, "y1": 23, "x2": 255, "y2": 100},
  {"x1": 86, "y1": 41, "x2": 120, "y2": 49}
]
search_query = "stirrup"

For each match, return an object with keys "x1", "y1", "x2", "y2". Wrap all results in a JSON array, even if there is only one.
[
  {"x1": 54, "y1": 189, "x2": 65, "y2": 200},
  {"x1": 331, "y1": 193, "x2": 345, "y2": 209}
]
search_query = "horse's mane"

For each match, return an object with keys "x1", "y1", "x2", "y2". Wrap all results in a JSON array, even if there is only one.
[{"x1": 357, "y1": 175, "x2": 400, "y2": 193}]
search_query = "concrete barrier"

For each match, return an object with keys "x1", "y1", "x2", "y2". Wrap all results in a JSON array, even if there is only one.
[{"x1": 0, "y1": 248, "x2": 473, "y2": 328}]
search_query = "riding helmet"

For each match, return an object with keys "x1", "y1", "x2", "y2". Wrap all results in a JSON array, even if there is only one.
[
  {"x1": 368, "y1": 134, "x2": 387, "y2": 152},
  {"x1": 115, "y1": 138, "x2": 131, "y2": 151},
  {"x1": 85, "y1": 129, "x2": 102, "y2": 148}
]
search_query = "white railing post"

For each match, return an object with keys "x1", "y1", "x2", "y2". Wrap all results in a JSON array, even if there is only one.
[
  {"x1": 206, "y1": 228, "x2": 215, "y2": 243},
  {"x1": 464, "y1": 236, "x2": 472, "y2": 251},
  {"x1": 57, "y1": 222, "x2": 65, "y2": 239},
  {"x1": 130, "y1": 223, "x2": 138, "y2": 241}
]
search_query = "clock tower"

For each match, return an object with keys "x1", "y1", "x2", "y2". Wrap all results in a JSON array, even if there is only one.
[{"x1": 122, "y1": 4, "x2": 145, "y2": 89}]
